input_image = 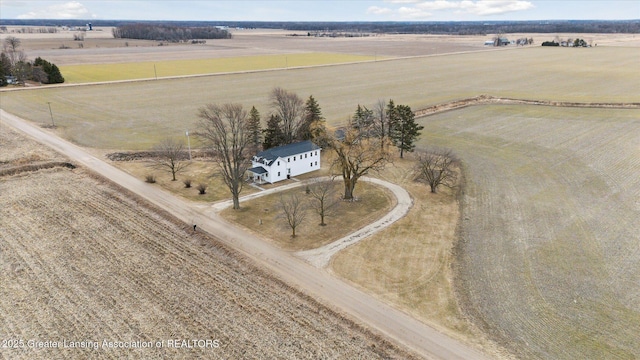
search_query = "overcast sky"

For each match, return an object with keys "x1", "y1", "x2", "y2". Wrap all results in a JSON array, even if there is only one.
[{"x1": 1, "y1": 1, "x2": 638, "y2": 21}]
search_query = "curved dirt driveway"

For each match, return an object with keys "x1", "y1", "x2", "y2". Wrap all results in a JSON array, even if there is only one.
[
  {"x1": 1, "y1": 109, "x2": 488, "y2": 360},
  {"x1": 212, "y1": 176, "x2": 413, "y2": 268},
  {"x1": 295, "y1": 177, "x2": 412, "y2": 268}
]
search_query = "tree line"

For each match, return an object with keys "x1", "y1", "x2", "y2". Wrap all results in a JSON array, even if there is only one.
[
  {"x1": 5, "y1": 19, "x2": 638, "y2": 35},
  {"x1": 0, "y1": 36, "x2": 64, "y2": 86},
  {"x1": 150, "y1": 87, "x2": 457, "y2": 238},
  {"x1": 160, "y1": 87, "x2": 425, "y2": 209},
  {"x1": 112, "y1": 23, "x2": 231, "y2": 41}
]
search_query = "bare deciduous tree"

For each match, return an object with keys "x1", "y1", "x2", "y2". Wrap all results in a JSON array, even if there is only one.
[
  {"x1": 372, "y1": 99, "x2": 390, "y2": 150},
  {"x1": 150, "y1": 137, "x2": 190, "y2": 181},
  {"x1": 3, "y1": 36, "x2": 25, "y2": 71},
  {"x1": 3, "y1": 36, "x2": 21, "y2": 53},
  {"x1": 196, "y1": 103, "x2": 251, "y2": 210},
  {"x1": 270, "y1": 87, "x2": 304, "y2": 144},
  {"x1": 307, "y1": 178, "x2": 339, "y2": 226},
  {"x1": 330, "y1": 127, "x2": 391, "y2": 200},
  {"x1": 278, "y1": 193, "x2": 308, "y2": 237},
  {"x1": 415, "y1": 148, "x2": 459, "y2": 193}
]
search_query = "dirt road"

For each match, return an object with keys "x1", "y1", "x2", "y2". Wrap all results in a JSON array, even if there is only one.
[{"x1": 1, "y1": 109, "x2": 488, "y2": 359}]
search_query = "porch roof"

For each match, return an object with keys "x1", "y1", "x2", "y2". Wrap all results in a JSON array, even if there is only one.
[{"x1": 248, "y1": 166, "x2": 268, "y2": 175}]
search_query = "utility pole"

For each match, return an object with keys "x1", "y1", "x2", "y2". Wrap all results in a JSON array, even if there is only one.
[
  {"x1": 47, "y1": 102, "x2": 55, "y2": 127},
  {"x1": 185, "y1": 130, "x2": 192, "y2": 160}
]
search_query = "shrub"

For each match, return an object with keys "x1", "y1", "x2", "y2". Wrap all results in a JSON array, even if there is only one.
[
  {"x1": 197, "y1": 183, "x2": 207, "y2": 194},
  {"x1": 145, "y1": 174, "x2": 156, "y2": 183},
  {"x1": 183, "y1": 179, "x2": 192, "y2": 188}
]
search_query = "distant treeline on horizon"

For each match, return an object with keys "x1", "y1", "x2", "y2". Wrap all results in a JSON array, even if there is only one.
[{"x1": 1, "y1": 19, "x2": 638, "y2": 34}]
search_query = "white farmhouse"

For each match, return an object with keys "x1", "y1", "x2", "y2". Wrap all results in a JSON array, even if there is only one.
[{"x1": 247, "y1": 140, "x2": 321, "y2": 184}]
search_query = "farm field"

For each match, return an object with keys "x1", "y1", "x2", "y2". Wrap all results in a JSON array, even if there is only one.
[
  {"x1": 0, "y1": 125, "x2": 418, "y2": 360},
  {"x1": 1, "y1": 46, "x2": 638, "y2": 150},
  {"x1": 416, "y1": 105, "x2": 640, "y2": 359},
  {"x1": 3, "y1": 27, "x2": 488, "y2": 65},
  {"x1": 59, "y1": 53, "x2": 380, "y2": 83}
]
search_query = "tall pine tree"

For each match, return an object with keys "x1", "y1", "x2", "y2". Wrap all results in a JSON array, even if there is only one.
[
  {"x1": 298, "y1": 95, "x2": 325, "y2": 141},
  {"x1": 262, "y1": 114, "x2": 285, "y2": 150},
  {"x1": 390, "y1": 104, "x2": 423, "y2": 158},
  {"x1": 352, "y1": 104, "x2": 374, "y2": 133},
  {"x1": 246, "y1": 106, "x2": 262, "y2": 152}
]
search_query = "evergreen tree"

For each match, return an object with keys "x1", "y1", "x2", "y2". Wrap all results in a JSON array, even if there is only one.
[
  {"x1": 351, "y1": 104, "x2": 374, "y2": 133},
  {"x1": 0, "y1": 56, "x2": 6, "y2": 87},
  {"x1": 31, "y1": 57, "x2": 64, "y2": 84},
  {"x1": 299, "y1": 95, "x2": 325, "y2": 142},
  {"x1": 247, "y1": 106, "x2": 262, "y2": 152},
  {"x1": 47, "y1": 63, "x2": 65, "y2": 84},
  {"x1": 262, "y1": 114, "x2": 285, "y2": 149},
  {"x1": 386, "y1": 100, "x2": 399, "y2": 142},
  {"x1": 390, "y1": 104, "x2": 423, "y2": 158}
]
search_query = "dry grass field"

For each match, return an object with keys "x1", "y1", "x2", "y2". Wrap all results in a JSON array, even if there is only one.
[
  {"x1": 0, "y1": 125, "x2": 418, "y2": 360},
  {"x1": 329, "y1": 157, "x2": 502, "y2": 352}
]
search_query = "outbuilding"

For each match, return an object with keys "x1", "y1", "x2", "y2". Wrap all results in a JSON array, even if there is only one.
[{"x1": 248, "y1": 140, "x2": 321, "y2": 184}]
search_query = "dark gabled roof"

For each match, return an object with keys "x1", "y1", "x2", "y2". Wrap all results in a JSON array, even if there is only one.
[
  {"x1": 256, "y1": 140, "x2": 320, "y2": 162},
  {"x1": 248, "y1": 166, "x2": 268, "y2": 174}
]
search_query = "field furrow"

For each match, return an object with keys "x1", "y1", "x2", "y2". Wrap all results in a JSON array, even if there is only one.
[
  {"x1": 421, "y1": 105, "x2": 640, "y2": 359},
  {"x1": 0, "y1": 152, "x2": 417, "y2": 360}
]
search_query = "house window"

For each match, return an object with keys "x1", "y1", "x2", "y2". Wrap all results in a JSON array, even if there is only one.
[
  {"x1": 315, "y1": 151, "x2": 318, "y2": 156},
  {"x1": 305, "y1": 154, "x2": 307, "y2": 158},
  {"x1": 288, "y1": 158, "x2": 290, "y2": 163},
  {"x1": 294, "y1": 156, "x2": 296, "y2": 161},
  {"x1": 310, "y1": 162, "x2": 313, "y2": 167},
  {"x1": 278, "y1": 172, "x2": 280, "y2": 176},
  {"x1": 315, "y1": 161, "x2": 318, "y2": 166},
  {"x1": 277, "y1": 161, "x2": 280, "y2": 166}
]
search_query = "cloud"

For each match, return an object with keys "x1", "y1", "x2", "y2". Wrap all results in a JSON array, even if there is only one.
[
  {"x1": 385, "y1": 0, "x2": 422, "y2": 3},
  {"x1": 17, "y1": 1, "x2": 96, "y2": 19},
  {"x1": 398, "y1": 6, "x2": 433, "y2": 19},
  {"x1": 374, "y1": 0, "x2": 534, "y2": 19},
  {"x1": 366, "y1": 6, "x2": 393, "y2": 15},
  {"x1": 415, "y1": 0, "x2": 464, "y2": 11},
  {"x1": 460, "y1": 0, "x2": 535, "y2": 15}
]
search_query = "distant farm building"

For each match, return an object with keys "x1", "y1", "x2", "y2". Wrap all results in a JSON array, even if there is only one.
[
  {"x1": 497, "y1": 37, "x2": 510, "y2": 46},
  {"x1": 485, "y1": 38, "x2": 510, "y2": 46},
  {"x1": 4, "y1": 75, "x2": 17, "y2": 84},
  {"x1": 248, "y1": 140, "x2": 321, "y2": 184}
]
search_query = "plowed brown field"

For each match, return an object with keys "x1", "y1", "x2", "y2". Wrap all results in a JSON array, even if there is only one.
[{"x1": 419, "y1": 105, "x2": 640, "y2": 359}]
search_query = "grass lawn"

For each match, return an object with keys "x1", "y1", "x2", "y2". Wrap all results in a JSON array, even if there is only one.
[
  {"x1": 328, "y1": 156, "x2": 504, "y2": 354},
  {"x1": 221, "y1": 180, "x2": 395, "y2": 251},
  {"x1": 114, "y1": 159, "x2": 258, "y2": 202}
]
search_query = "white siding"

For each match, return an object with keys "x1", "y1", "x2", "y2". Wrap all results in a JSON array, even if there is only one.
[{"x1": 250, "y1": 148, "x2": 321, "y2": 184}]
